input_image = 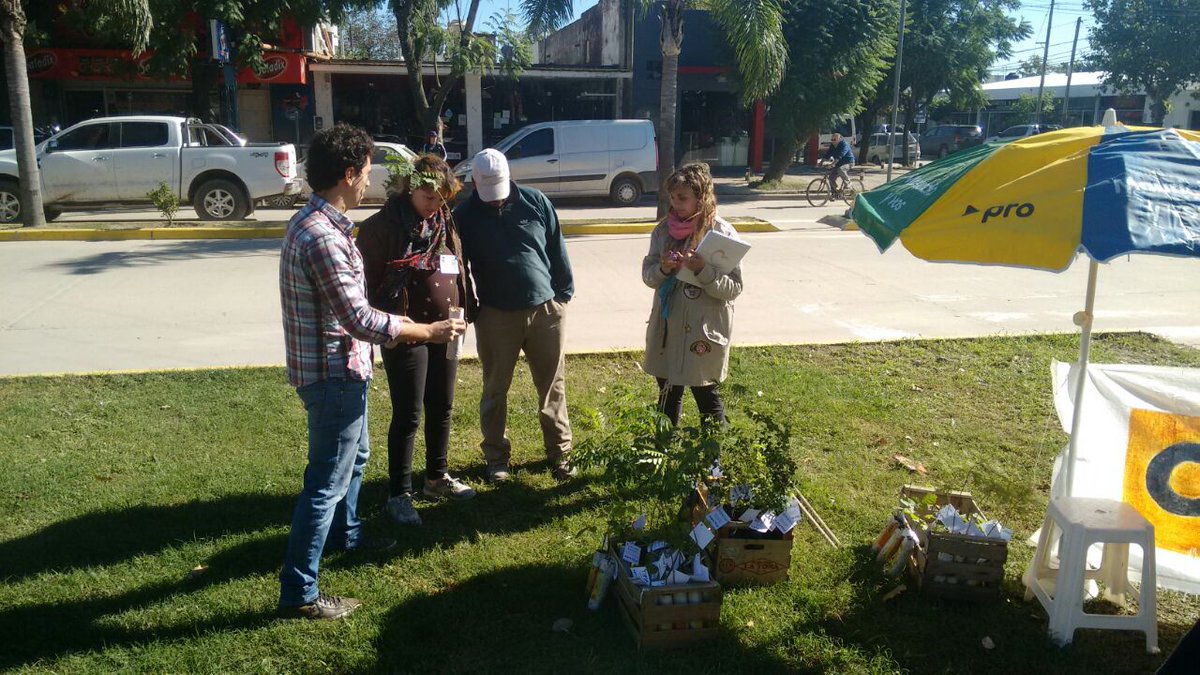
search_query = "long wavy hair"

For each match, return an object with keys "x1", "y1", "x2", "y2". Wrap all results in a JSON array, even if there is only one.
[{"x1": 664, "y1": 162, "x2": 718, "y2": 249}]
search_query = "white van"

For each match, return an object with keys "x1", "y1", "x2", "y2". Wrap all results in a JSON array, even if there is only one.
[{"x1": 454, "y1": 119, "x2": 657, "y2": 205}]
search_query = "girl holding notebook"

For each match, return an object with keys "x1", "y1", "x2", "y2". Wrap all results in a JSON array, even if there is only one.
[{"x1": 641, "y1": 163, "x2": 744, "y2": 426}]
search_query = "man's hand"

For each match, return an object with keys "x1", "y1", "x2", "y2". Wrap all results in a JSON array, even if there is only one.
[
  {"x1": 425, "y1": 318, "x2": 467, "y2": 344},
  {"x1": 386, "y1": 318, "x2": 466, "y2": 347}
]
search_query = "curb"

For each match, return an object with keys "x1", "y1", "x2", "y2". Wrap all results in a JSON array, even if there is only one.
[{"x1": 0, "y1": 218, "x2": 778, "y2": 242}]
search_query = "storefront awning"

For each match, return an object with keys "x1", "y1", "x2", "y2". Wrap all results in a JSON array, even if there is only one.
[{"x1": 25, "y1": 48, "x2": 306, "y2": 85}]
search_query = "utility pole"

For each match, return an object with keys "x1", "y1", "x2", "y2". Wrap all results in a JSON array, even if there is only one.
[
  {"x1": 1062, "y1": 17, "x2": 1082, "y2": 127},
  {"x1": 1034, "y1": 0, "x2": 1055, "y2": 126},
  {"x1": 886, "y1": 0, "x2": 907, "y2": 183}
]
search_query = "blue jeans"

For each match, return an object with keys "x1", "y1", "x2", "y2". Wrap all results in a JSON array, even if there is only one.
[{"x1": 279, "y1": 377, "x2": 371, "y2": 606}]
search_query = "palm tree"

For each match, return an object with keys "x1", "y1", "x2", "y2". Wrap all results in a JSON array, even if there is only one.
[
  {"x1": 638, "y1": 0, "x2": 788, "y2": 216},
  {"x1": 0, "y1": 0, "x2": 151, "y2": 227}
]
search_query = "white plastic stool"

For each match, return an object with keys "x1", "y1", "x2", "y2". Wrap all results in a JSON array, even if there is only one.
[{"x1": 1023, "y1": 497, "x2": 1158, "y2": 653}]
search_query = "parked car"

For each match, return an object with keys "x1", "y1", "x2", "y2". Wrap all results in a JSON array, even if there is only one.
[
  {"x1": 865, "y1": 132, "x2": 921, "y2": 165},
  {"x1": 453, "y1": 119, "x2": 658, "y2": 206},
  {"x1": 267, "y1": 141, "x2": 417, "y2": 209},
  {"x1": 985, "y1": 123, "x2": 1062, "y2": 143},
  {"x1": 0, "y1": 115, "x2": 299, "y2": 222},
  {"x1": 919, "y1": 124, "x2": 984, "y2": 159},
  {"x1": 0, "y1": 125, "x2": 53, "y2": 151}
]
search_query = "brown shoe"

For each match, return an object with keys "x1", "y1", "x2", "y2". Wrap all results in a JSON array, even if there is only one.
[{"x1": 277, "y1": 594, "x2": 361, "y2": 620}]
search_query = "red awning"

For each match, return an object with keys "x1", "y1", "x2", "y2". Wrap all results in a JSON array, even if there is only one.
[{"x1": 25, "y1": 48, "x2": 306, "y2": 85}]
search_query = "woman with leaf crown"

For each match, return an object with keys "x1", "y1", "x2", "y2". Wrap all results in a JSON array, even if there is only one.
[{"x1": 357, "y1": 153, "x2": 479, "y2": 527}]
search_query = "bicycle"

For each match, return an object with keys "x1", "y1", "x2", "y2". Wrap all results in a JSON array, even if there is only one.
[{"x1": 806, "y1": 161, "x2": 864, "y2": 207}]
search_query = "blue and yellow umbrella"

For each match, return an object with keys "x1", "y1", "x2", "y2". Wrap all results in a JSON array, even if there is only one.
[{"x1": 852, "y1": 118, "x2": 1200, "y2": 493}]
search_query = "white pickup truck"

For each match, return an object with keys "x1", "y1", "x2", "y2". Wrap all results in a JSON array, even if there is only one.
[{"x1": 0, "y1": 115, "x2": 300, "y2": 222}]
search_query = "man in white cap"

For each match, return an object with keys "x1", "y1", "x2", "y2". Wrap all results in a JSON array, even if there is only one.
[{"x1": 453, "y1": 148, "x2": 575, "y2": 482}]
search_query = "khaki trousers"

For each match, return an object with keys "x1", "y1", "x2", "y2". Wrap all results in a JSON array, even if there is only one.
[{"x1": 475, "y1": 300, "x2": 572, "y2": 465}]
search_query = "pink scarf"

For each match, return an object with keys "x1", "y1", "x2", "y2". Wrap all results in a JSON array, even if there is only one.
[{"x1": 667, "y1": 211, "x2": 697, "y2": 241}]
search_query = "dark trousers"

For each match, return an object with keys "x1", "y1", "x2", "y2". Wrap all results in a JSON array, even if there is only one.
[
  {"x1": 381, "y1": 342, "x2": 457, "y2": 496},
  {"x1": 656, "y1": 377, "x2": 726, "y2": 427}
]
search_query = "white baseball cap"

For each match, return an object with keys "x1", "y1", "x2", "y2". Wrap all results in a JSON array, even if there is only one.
[{"x1": 471, "y1": 148, "x2": 510, "y2": 202}]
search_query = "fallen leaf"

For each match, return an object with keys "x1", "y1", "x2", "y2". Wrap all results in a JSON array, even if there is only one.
[
  {"x1": 188, "y1": 564, "x2": 209, "y2": 580},
  {"x1": 981, "y1": 636, "x2": 995, "y2": 650},
  {"x1": 869, "y1": 437, "x2": 889, "y2": 448},
  {"x1": 552, "y1": 618, "x2": 573, "y2": 633},
  {"x1": 746, "y1": 620, "x2": 755, "y2": 628},
  {"x1": 892, "y1": 455, "x2": 928, "y2": 475},
  {"x1": 910, "y1": 384, "x2": 923, "y2": 392},
  {"x1": 882, "y1": 584, "x2": 907, "y2": 602},
  {"x1": 94, "y1": 475, "x2": 113, "y2": 482}
]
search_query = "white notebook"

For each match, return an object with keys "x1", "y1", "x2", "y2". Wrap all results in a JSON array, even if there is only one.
[{"x1": 675, "y1": 228, "x2": 750, "y2": 286}]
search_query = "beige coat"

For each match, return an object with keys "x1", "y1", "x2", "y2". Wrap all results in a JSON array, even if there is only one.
[{"x1": 641, "y1": 216, "x2": 743, "y2": 386}]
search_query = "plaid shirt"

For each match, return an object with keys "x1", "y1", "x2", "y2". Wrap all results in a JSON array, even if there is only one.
[{"x1": 280, "y1": 194, "x2": 403, "y2": 388}]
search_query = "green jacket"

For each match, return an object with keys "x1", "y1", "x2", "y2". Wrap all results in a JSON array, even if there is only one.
[{"x1": 452, "y1": 182, "x2": 574, "y2": 311}]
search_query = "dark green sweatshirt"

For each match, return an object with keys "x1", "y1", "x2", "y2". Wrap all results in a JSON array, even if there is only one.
[{"x1": 452, "y1": 182, "x2": 574, "y2": 311}]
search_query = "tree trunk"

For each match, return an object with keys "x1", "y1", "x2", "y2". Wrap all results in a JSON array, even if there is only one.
[
  {"x1": 1148, "y1": 92, "x2": 1168, "y2": 126},
  {"x1": 764, "y1": 135, "x2": 798, "y2": 183},
  {"x1": 430, "y1": 0, "x2": 482, "y2": 124},
  {"x1": 656, "y1": 1, "x2": 684, "y2": 219},
  {"x1": 392, "y1": 0, "x2": 433, "y2": 134},
  {"x1": 1, "y1": 3, "x2": 46, "y2": 228}
]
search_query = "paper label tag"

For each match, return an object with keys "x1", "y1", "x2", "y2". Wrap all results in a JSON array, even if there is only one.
[
  {"x1": 630, "y1": 566, "x2": 651, "y2": 586},
  {"x1": 670, "y1": 570, "x2": 691, "y2": 585},
  {"x1": 647, "y1": 540, "x2": 669, "y2": 552},
  {"x1": 631, "y1": 514, "x2": 647, "y2": 531},
  {"x1": 691, "y1": 553, "x2": 711, "y2": 582},
  {"x1": 750, "y1": 511, "x2": 776, "y2": 533},
  {"x1": 621, "y1": 542, "x2": 642, "y2": 565},
  {"x1": 706, "y1": 506, "x2": 732, "y2": 531},
  {"x1": 774, "y1": 502, "x2": 803, "y2": 533},
  {"x1": 738, "y1": 508, "x2": 761, "y2": 524},
  {"x1": 690, "y1": 522, "x2": 715, "y2": 549},
  {"x1": 439, "y1": 254, "x2": 460, "y2": 275}
]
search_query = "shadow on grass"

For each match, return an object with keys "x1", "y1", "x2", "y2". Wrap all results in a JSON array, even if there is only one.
[
  {"x1": 0, "y1": 475, "x2": 607, "y2": 669},
  {"x1": 820, "y1": 545, "x2": 1180, "y2": 675},
  {"x1": 369, "y1": 563, "x2": 795, "y2": 674}
]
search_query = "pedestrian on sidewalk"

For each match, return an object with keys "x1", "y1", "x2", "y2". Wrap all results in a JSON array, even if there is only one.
[
  {"x1": 277, "y1": 124, "x2": 465, "y2": 621},
  {"x1": 453, "y1": 148, "x2": 576, "y2": 483},
  {"x1": 421, "y1": 130, "x2": 447, "y2": 160},
  {"x1": 357, "y1": 154, "x2": 478, "y2": 528},
  {"x1": 641, "y1": 162, "x2": 743, "y2": 426}
]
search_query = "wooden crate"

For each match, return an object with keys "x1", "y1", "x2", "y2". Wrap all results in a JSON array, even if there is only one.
[
  {"x1": 900, "y1": 485, "x2": 1008, "y2": 600},
  {"x1": 714, "y1": 521, "x2": 793, "y2": 586},
  {"x1": 609, "y1": 544, "x2": 723, "y2": 649}
]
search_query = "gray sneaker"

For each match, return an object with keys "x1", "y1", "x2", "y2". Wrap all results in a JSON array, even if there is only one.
[
  {"x1": 277, "y1": 594, "x2": 361, "y2": 620},
  {"x1": 551, "y1": 462, "x2": 577, "y2": 482},
  {"x1": 423, "y1": 474, "x2": 477, "y2": 500},
  {"x1": 485, "y1": 462, "x2": 511, "y2": 483},
  {"x1": 386, "y1": 494, "x2": 422, "y2": 526}
]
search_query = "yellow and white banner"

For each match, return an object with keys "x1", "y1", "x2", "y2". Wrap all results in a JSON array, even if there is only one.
[{"x1": 1051, "y1": 361, "x2": 1200, "y2": 595}]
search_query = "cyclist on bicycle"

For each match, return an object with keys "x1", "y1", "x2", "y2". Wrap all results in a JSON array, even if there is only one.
[{"x1": 822, "y1": 133, "x2": 855, "y2": 196}]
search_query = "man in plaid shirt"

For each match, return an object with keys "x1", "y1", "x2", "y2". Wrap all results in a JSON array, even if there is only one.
[{"x1": 277, "y1": 124, "x2": 465, "y2": 621}]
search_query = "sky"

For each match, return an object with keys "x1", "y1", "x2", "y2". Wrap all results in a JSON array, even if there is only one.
[{"x1": 466, "y1": 0, "x2": 1092, "y2": 77}]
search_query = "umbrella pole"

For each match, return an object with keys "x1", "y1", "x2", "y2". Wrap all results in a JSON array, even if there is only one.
[{"x1": 1064, "y1": 259, "x2": 1099, "y2": 497}]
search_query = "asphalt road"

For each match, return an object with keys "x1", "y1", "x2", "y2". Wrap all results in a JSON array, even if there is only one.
[{"x1": 3, "y1": 212, "x2": 1199, "y2": 376}]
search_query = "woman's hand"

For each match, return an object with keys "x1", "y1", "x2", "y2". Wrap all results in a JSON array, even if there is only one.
[
  {"x1": 659, "y1": 250, "x2": 683, "y2": 275},
  {"x1": 682, "y1": 250, "x2": 705, "y2": 273}
]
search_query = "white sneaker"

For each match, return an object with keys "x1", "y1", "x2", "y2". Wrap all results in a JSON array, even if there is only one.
[
  {"x1": 385, "y1": 494, "x2": 422, "y2": 526},
  {"x1": 423, "y1": 475, "x2": 477, "y2": 500}
]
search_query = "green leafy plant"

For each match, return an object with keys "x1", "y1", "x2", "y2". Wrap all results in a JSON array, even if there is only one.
[
  {"x1": 383, "y1": 155, "x2": 443, "y2": 196},
  {"x1": 146, "y1": 181, "x2": 179, "y2": 226},
  {"x1": 575, "y1": 388, "x2": 799, "y2": 548}
]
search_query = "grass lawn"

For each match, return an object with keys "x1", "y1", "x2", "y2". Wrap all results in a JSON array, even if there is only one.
[{"x1": 2, "y1": 334, "x2": 1198, "y2": 674}]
